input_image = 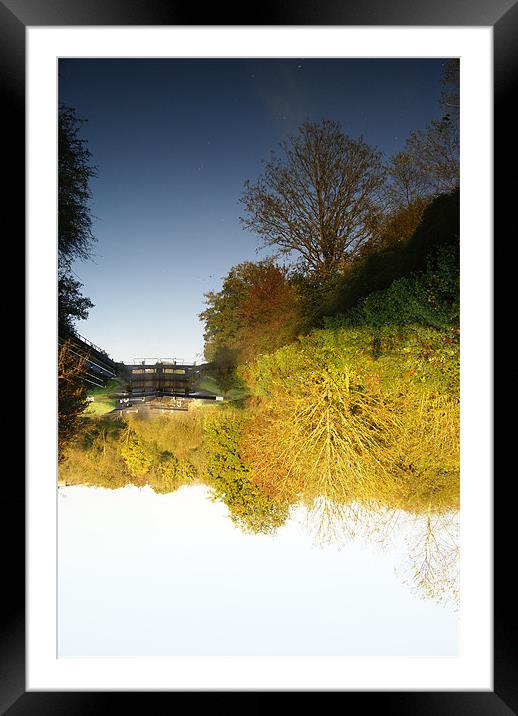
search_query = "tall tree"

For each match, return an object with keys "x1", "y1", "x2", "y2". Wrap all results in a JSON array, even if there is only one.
[
  {"x1": 240, "y1": 120, "x2": 385, "y2": 277},
  {"x1": 58, "y1": 105, "x2": 97, "y2": 333},
  {"x1": 58, "y1": 105, "x2": 97, "y2": 270}
]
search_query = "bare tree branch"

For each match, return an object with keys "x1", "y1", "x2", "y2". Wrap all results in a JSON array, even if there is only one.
[{"x1": 240, "y1": 120, "x2": 385, "y2": 276}]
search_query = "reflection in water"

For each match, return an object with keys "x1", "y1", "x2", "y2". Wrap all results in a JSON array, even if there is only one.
[
  {"x1": 60, "y1": 325, "x2": 460, "y2": 610},
  {"x1": 401, "y1": 510, "x2": 459, "y2": 606},
  {"x1": 58, "y1": 484, "x2": 458, "y2": 656},
  {"x1": 59, "y1": 414, "x2": 459, "y2": 611},
  {"x1": 303, "y1": 498, "x2": 459, "y2": 608}
]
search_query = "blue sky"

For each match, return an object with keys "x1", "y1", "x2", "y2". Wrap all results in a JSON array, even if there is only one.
[{"x1": 59, "y1": 58, "x2": 447, "y2": 363}]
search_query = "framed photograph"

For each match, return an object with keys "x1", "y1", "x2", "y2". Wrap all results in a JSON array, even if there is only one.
[{"x1": 8, "y1": 0, "x2": 504, "y2": 709}]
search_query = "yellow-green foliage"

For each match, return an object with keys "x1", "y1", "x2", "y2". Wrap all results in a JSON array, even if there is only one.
[
  {"x1": 120, "y1": 436, "x2": 154, "y2": 478},
  {"x1": 386, "y1": 392, "x2": 459, "y2": 513},
  {"x1": 59, "y1": 412, "x2": 204, "y2": 494},
  {"x1": 147, "y1": 454, "x2": 196, "y2": 494},
  {"x1": 125, "y1": 411, "x2": 204, "y2": 460},
  {"x1": 86, "y1": 378, "x2": 121, "y2": 398},
  {"x1": 59, "y1": 417, "x2": 131, "y2": 489},
  {"x1": 242, "y1": 361, "x2": 400, "y2": 507},
  {"x1": 83, "y1": 399, "x2": 116, "y2": 416},
  {"x1": 241, "y1": 322, "x2": 459, "y2": 516}
]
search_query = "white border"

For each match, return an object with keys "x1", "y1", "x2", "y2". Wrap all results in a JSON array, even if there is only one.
[{"x1": 27, "y1": 26, "x2": 492, "y2": 691}]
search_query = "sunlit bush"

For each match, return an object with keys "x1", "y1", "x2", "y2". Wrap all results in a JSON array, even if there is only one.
[
  {"x1": 125, "y1": 411, "x2": 204, "y2": 459},
  {"x1": 120, "y1": 436, "x2": 154, "y2": 478},
  {"x1": 241, "y1": 322, "x2": 459, "y2": 517},
  {"x1": 147, "y1": 453, "x2": 197, "y2": 494},
  {"x1": 58, "y1": 417, "x2": 131, "y2": 489},
  {"x1": 59, "y1": 413, "x2": 203, "y2": 492}
]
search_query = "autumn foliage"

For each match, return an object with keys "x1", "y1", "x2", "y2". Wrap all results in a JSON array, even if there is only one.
[{"x1": 200, "y1": 259, "x2": 302, "y2": 367}]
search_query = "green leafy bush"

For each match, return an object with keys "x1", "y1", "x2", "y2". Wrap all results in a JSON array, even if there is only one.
[{"x1": 203, "y1": 408, "x2": 289, "y2": 534}]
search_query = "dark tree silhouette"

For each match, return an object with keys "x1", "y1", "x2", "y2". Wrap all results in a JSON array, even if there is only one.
[
  {"x1": 240, "y1": 120, "x2": 385, "y2": 277},
  {"x1": 58, "y1": 105, "x2": 97, "y2": 334},
  {"x1": 58, "y1": 104, "x2": 97, "y2": 270},
  {"x1": 57, "y1": 106, "x2": 98, "y2": 457},
  {"x1": 58, "y1": 274, "x2": 94, "y2": 335}
]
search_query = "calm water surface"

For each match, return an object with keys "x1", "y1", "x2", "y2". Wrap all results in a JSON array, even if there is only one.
[{"x1": 58, "y1": 484, "x2": 458, "y2": 656}]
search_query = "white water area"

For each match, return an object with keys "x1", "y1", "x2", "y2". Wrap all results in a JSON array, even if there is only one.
[{"x1": 58, "y1": 484, "x2": 458, "y2": 657}]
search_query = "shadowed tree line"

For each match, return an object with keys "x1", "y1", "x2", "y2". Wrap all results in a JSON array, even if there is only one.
[{"x1": 58, "y1": 104, "x2": 98, "y2": 458}]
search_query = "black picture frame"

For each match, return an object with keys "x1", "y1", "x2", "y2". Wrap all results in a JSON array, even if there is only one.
[{"x1": 8, "y1": 0, "x2": 503, "y2": 710}]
